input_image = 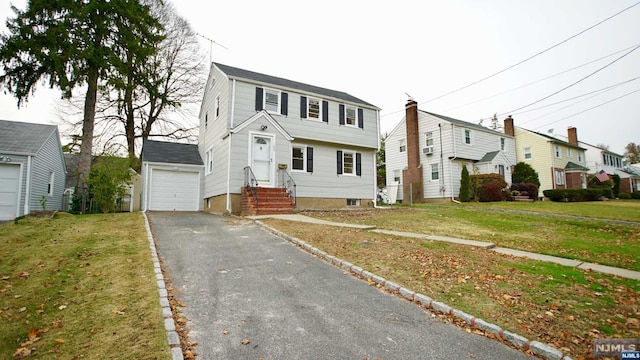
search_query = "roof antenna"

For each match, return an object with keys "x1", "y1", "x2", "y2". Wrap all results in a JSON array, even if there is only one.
[{"x1": 196, "y1": 33, "x2": 229, "y2": 64}]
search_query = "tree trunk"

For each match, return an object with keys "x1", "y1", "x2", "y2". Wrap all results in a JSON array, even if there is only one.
[{"x1": 77, "y1": 67, "x2": 99, "y2": 191}]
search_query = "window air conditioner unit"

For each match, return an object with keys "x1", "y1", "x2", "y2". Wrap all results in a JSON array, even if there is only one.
[{"x1": 423, "y1": 146, "x2": 434, "y2": 155}]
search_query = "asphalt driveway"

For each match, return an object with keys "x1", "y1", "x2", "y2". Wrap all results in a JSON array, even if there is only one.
[{"x1": 148, "y1": 212, "x2": 531, "y2": 360}]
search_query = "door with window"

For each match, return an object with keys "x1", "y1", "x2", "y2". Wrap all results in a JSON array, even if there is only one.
[{"x1": 251, "y1": 134, "x2": 273, "y2": 185}]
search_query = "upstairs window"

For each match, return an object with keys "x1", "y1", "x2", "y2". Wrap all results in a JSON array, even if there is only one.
[
  {"x1": 399, "y1": 139, "x2": 406, "y2": 153},
  {"x1": 393, "y1": 170, "x2": 400, "y2": 182},
  {"x1": 205, "y1": 147, "x2": 214, "y2": 175},
  {"x1": 205, "y1": 112, "x2": 208, "y2": 129},
  {"x1": 500, "y1": 138, "x2": 506, "y2": 151},
  {"x1": 566, "y1": 148, "x2": 572, "y2": 158},
  {"x1": 554, "y1": 145, "x2": 561, "y2": 158},
  {"x1": 339, "y1": 104, "x2": 363, "y2": 128},
  {"x1": 265, "y1": 89, "x2": 279, "y2": 112},
  {"x1": 578, "y1": 151, "x2": 583, "y2": 162},
  {"x1": 464, "y1": 129, "x2": 471, "y2": 144},
  {"x1": 255, "y1": 87, "x2": 288, "y2": 115},
  {"x1": 425, "y1": 132, "x2": 433, "y2": 147},
  {"x1": 215, "y1": 95, "x2": 220, "y2": 119},
  {"x1": 308, "y1": 97, "x2": 321, "y2": 120},
  {"x1": 524, "y1": 147, "x2": 532, "y2": 160}
]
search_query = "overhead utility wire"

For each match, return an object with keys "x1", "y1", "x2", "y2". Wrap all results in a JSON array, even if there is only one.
[
  {"x1": 380, "y1": 0, "x2": 640, "y2": 118},
  {"x1": 533, "y1": 87, "x2": 640, "y2": 130},
  {"x1": 492, "y1": 45, "x2": 640, "y2": 119},
  {"x1": 444, "y1": 43, "x2": 640, "y2": 112}
]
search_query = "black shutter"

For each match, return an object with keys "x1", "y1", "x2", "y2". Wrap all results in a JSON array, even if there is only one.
[
  {"x1": 339, "y1": 104, "x2": 345, "y2": 125},
  {"x1": 322, "y1": 101, "x2": 329, "y2": 123},
  {"x1": 281, "y1": 92, "x2": 288, "y2": 115},
  {"x1": 358, "y1": 108, "x2": 364, "y2": 129},
  {"x1": 336, "y1": 150, "x2": 343, "y2": 174},
  {"x1": 255, "y1": 87, "x2": 263, "y2": 111},
  {"x1": 307, "y1": 147, "x2": 314, "y2": 173},
  {"x1": 300, "y1": 96, "x2": 307, "y2": 118},
  {"x1": 356, "y1": 153, "x2": 362, "y2": 176}
]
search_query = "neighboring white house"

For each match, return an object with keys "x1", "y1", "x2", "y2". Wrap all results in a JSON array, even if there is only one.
[
  {"x1": 385, "y1": 101, "x2": 515, "y2": 202},
  {"x1": 579, "y1": 142, "x2": 640, "y2": 194},
  {"x1": 0, "y1": 119, "x2": 66, "y2": 220},
  {"x1": 198, "y1": 62, "x2": 381, "y2": 214}
]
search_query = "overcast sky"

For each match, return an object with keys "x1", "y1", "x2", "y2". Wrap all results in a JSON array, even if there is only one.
[{"x1": 1, "y1": 0, "x2": 639, "y2": 155}]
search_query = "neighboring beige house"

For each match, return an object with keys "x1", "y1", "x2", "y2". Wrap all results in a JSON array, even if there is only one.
[{"x1": 513, "y1": 126, "x2": 588, "y2": 192}]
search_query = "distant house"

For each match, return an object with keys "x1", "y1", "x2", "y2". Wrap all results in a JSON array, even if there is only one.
[
  {"x1": 385, "y1": 100, "x2": 516, "y2": 202},
  {"x1": 197, "y1": 62, "x2": 380, "y2": 214},
  {"x1": 579, "y1": 142, "x2": 640, "y2": 194},
  {"x1": 0, "y1": 119, "x2": 66, "y2": 220},
  {"x1": 513, "y1": 126, "x2": 588, "y2": 192},
  {"x1": 141, "y1": 139, "x2": 204, "y2": 212}
]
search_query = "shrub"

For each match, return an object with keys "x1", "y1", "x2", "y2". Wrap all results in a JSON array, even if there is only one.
[
  {"x1": 477, "y1": 177, "x2": 509, "y2": 202},
  {"x1": 542, "y1": 188, "x2": 605, "y2": 202},
  {"x1": 459, "y1": 165, "x2": 472, "y2": 202},
  {"x1": 512, "y1": 162, "x2": 540, "y2": 187},
  {"x1": 632, "y1": 192, "x2": 640, "y2": 200},
  {"x1": 511, "y1": 183, "x2": 538, "y2": 200},
  {"x1": 611, "y1": 174, "x2": 621, "y2": 198},
  {"x1": 619, "y1": 192, "x2": 631, "y2": 199}
]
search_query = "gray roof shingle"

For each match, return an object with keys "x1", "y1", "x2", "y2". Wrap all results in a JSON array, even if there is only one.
[
  {"x1": 420, "y1": 111, "x2": 512, "y2": 137},
  {"x1": 214, "y1": 62, "x2": 378, "y2": 109},
  {"x1": 478, "y1": 151, "x2": 501, "y2": 162},
  {"x1": 0, "y1": 119, "x2": 58, "y2": 155},
  {"x1": 142, "y1": 139, "x2": 203, "y2": 165}
]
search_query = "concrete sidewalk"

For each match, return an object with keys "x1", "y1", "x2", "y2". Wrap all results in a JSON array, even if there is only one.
[{"x1": 249, "y1": 214, "x2": 640, "y2": 281}]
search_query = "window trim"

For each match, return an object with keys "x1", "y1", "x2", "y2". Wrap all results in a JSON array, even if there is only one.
[
  {"x1": 343, "y1": 151, "x2": 355, "y2": 175},
  {"x1": 292, "y1": 145, "x2": 307, "y2": 172},
  {"x1": 554, "y1": 145, "x2": 561, "y2": 159},
  {"x1": 554, "y1": 169, "x2": 565, "y2": 186},
  {"x1": 346, "y1": 199, "x2": 360, "y2": 206},
  {"x1": 578, "y1": 151, "x2": 583, "y2": 162},
  {"x1": 306, "y1": 97, "x2": 322, "y2": 121},
  {"x1": 430, "y1": 163, "x2": 439, "y2": 181},
  {"x1": 524, "y1": 147, "x2": 532, "y2": 160},
  {"x1": 463, "y1": 129, "x2": 472, "y2": 145},
  {"x1": 47, "y1": 172, "x2": 55, "y2": 197},
  {"x1": 425, "y1": 132, "x2": 433, "y2": 147},
  {"x1": 205, "y1": 146, "x2": 214, "y2": 175},
  {"x1": 500, "y1": 137, "x2": 506, "y2": 151},
  {"x1": 263, "y1": 88, "x2": 281, "y2": 114},
  {"x1": 344, "y1": 105, "x2": 358, "y2": 127},
  {"x1": 393, "y1": 169, "x2": 401, "y2": 183},
  {"x1": 399, "y1": 139, "x2": 406, "y2": 153}
]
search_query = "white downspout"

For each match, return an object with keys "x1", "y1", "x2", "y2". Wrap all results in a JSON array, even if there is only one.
[
  {"x1": 374, "y1": 108, "x2": 380, "y2": 208},
  {"x1": 142, "y1": 163, "x2": 149, "y2": 211},
  {"x1": 23, "y1": 155, "x2": 32, "y2": 215},
  {"x1": 449, "y1": 124, "x2": 460, "y2": 203},
  {"x1": 226, "y1": 79, "x2": 236, "y2": 213}
]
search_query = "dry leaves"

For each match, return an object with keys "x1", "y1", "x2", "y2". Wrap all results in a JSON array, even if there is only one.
[{"x1": 241, "y1": 339, "x2": 250, "y2": 345}]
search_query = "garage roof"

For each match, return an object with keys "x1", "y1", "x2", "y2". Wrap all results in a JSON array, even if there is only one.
[
  {"x1": 0, "y1": 119, "x2": 58, "y2": 155},
  {"x1": 142, "y1": 139, "x2": 203, "y2": 165}
]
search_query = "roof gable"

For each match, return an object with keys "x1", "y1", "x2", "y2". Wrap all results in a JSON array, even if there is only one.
[
  {"x1": 0, "y1": 119, "x2": 58, "y2": 155},
  {"x1": 142, "y1": 140, "x2": 203, "y2": 165},
  {"x1": 421, "y1": 111, "x2": 513, "y2": 137},
  {"x1": 214, "y1": 63, "x2": 378, "y2": 109},
  {"x1": 231, "y1": 111, "x2": 293, "y2": 140}
]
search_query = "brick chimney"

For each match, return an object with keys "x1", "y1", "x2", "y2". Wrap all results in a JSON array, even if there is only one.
[
  {"x1": 567, "y1": 127, "x2": 578, "y2": 145},
  {"x1": 504, "y1": 116, "x2": 514, "y2": 136},
  {"x1": 402, "y1": 100, "x2": 424, "y2": 202}
]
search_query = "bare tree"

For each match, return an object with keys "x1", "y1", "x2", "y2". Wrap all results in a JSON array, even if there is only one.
[
  {"x1": 596, "y1": 143, "x2": 610, "y2": 150},
  {"x1": 58, "y1": 0, "x2": 206, "y2": 168},
  {"x1": 625, "y1": 142, "x2": 640, "y2": 164}
]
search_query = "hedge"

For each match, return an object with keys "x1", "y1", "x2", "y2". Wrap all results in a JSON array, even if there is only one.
[
  {"x1": 510, "y1": 183, "x2": 539, "y2": 200},
  {"x1": 542, "y1": 188, "x2": 607, "y2": 202}
]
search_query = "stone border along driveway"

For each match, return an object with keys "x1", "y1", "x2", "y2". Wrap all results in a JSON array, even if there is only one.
[
  {"x1": 143, "y1": 213, "x2": 185, "y2": 360},
  {"x1": 255, "y1": 220, "x2": 575, "y2": 360}
]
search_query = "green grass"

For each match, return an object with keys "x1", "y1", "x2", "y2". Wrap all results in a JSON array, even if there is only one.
[
  {"x1": 303, "y1": 204, "x2": 640, "y2": 271},
  {"x1": 0, "y1": 212, "x2": 169, "y2": 359}
]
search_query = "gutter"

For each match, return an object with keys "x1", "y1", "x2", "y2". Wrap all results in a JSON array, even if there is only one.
[
  {"x1": 449, "y1": 123, "x2": 459, "y2": 203},
  {"x1": 374, "y1": 109, "x2": 380, "y2": 208},
  {"x1": 226, "y1": 79, "x2": 236, "y2": 213}
]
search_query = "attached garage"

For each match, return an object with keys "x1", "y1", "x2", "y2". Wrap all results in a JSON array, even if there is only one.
[
  {"x1": 149, "y1": 169, "x2": 200, "y2": 211},
  {"x1": 141, "y1": 140, "x2": 204, "y2": 212},
  {"x1": 0, "y1": 164, "x2": 21, "y2": 220}
]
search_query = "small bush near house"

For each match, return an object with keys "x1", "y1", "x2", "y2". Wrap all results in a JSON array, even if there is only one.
[
  {"x1": 478, "y1": 179, "x2": 509, "y2": 202},
  {"x1": 633, "y1": 192, "x2": 640, "y2": 199},
  {"x1": 470, "y1": 173, "x2": 505, "y2": 200},
  {"x1": 543, "y1": 188, "x2": 605, "y2": 202},
  {"x1": 611, "y1": 174, "x2": 621, "y2": 197},
  {"x1": 511, "y1": 183, "x2": 539, "y2": 200},
  {"x1": 619, "y1": 192, "x2": 632, "y2": 199},
  {"x1": 459, "y1": 165, "x2": 472, "y2": 202}
]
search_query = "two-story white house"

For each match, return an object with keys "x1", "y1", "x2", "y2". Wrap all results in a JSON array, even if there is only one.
[
  {"x1": 385, "y1": 100, "x2": 516, "y2": 202},
  {"x1": 198, "y1": 63, "x2": 380, "y2": 214},
  {"x1": 580, "y1": 142, "x2": 640, "y2": 194}
]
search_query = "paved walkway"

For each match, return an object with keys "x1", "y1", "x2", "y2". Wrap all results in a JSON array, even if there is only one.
[{"x1": 248, "y1": 214, "x2": 640, "y2": 281}]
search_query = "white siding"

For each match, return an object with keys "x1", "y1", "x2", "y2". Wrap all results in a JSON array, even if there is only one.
[
  {"x1": 29, "y1": 130, "x2": 66, "y2": 212},
  {"x1": 384, "y1": 121, "x2": 407, "y2": 201}
]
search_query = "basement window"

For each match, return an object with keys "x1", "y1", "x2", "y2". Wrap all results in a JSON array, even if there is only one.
[{"x1": 347, "y1": 199, "x2": 360, "y2": 206}]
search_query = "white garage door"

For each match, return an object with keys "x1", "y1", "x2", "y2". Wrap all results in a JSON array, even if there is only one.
[
  {"x1": 149, "y1": 169, "x2": 199, "y2": 211},
  {"x1": 0, "y1": 164, "x2": 21, "y2": 220}
]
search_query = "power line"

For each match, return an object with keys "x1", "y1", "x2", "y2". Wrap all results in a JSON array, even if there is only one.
[
  {"x1": 380, "y1": 0, "x2": 640, "y2": 118},
  {"x1": 493, "y1": 44, "x2": 640, "y2": 119},
  {"x1": 532, "y1": 87, "x2": 640, "y2": 131},
  {"x1": 444, "y1": 43, "x2": 640, "y2": 112}
]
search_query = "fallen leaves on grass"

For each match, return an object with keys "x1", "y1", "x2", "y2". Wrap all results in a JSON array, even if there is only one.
[{"x1": 241, "y1": 339, "x2": 250, "y2": 345}]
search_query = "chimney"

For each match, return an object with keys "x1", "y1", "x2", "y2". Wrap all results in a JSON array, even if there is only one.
[
  {"x1": 405, "y1": 100, "x2": 420, "y2": 169},
  {"x1": 402, "y1": 100, "x2": 424, "y2": 202},
  {"x1": 567, "y1": 127, "x2": 578, "y2": 145},
  {"x1": 504, "y1": 116, "x2": 514, "y2": 136}
]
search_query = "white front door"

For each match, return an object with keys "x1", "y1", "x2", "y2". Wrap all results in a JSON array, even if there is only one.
[{"x1": 251, "y1": 134, "x2": 273, "y2": 185}]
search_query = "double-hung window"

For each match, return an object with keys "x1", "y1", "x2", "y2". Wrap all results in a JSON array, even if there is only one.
[
  {"x1": 292, "y1": 146, "x2": 305, "y2": 171},
  {"x1": 554, "y1": 170, "x2": 565, "y2": 185},
  {"x1": 431, "y1": 164, "x2": 439, "y2": 181},
  {"x1": 47, "y1": 172, "x2": 55, "y2": 197},
  {"x1": 554, "y1": 145, "x2": 561, "y2": 159},
  {"x1": 205, "y1": 147, "x2": 214, "y2": 175},
  {"x1": 464, "y1": 129, "x2": 471, "y2": 144},
  {"x1": 345, "y1": 106, "x2": 357, "y2": 126},
  {"x1": 307, "y1": 97, "x2": 321, "y2": 120},
  {"x1": 425, "y1": 132, "x2": 433, "y2": 147},
  {"x1": 500, "y1": 138, "x2": 506, "y2": 151},
  {"x1": 215, "y1": 95, "x2": 220, "y2": 119},
  {"x1": 264, "y1": 89, "x2": 279, "y2": 113},
  {"x1": 524, "y1": 147, "x2": 532, "y2": 160},
  {"x1": 337, "y1": 150, "x2": 361, "y2": 176},
  {"x1": 399, "y1": 139, "x2": 406, "y2": 152}
]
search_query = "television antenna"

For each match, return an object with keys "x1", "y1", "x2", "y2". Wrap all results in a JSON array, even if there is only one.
[{"x1": 196, "y1": 33, "x2": 229, "y2": 64}]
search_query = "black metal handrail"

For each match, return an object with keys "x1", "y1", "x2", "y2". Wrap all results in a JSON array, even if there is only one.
[
  {"x1": 243, "y1": 166, "x2": 259, "y2": 207},
  {"x1": 278, "y1": 168, "x2": 296, "y2": 205}
]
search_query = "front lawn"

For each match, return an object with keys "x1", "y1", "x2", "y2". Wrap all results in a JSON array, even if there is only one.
[
  {"x1": 0, "y1": 212, "x2": 169, "y2": 359},
  {"x1": 303, "y1": 205, "x2": 640, "y2": 271}
]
